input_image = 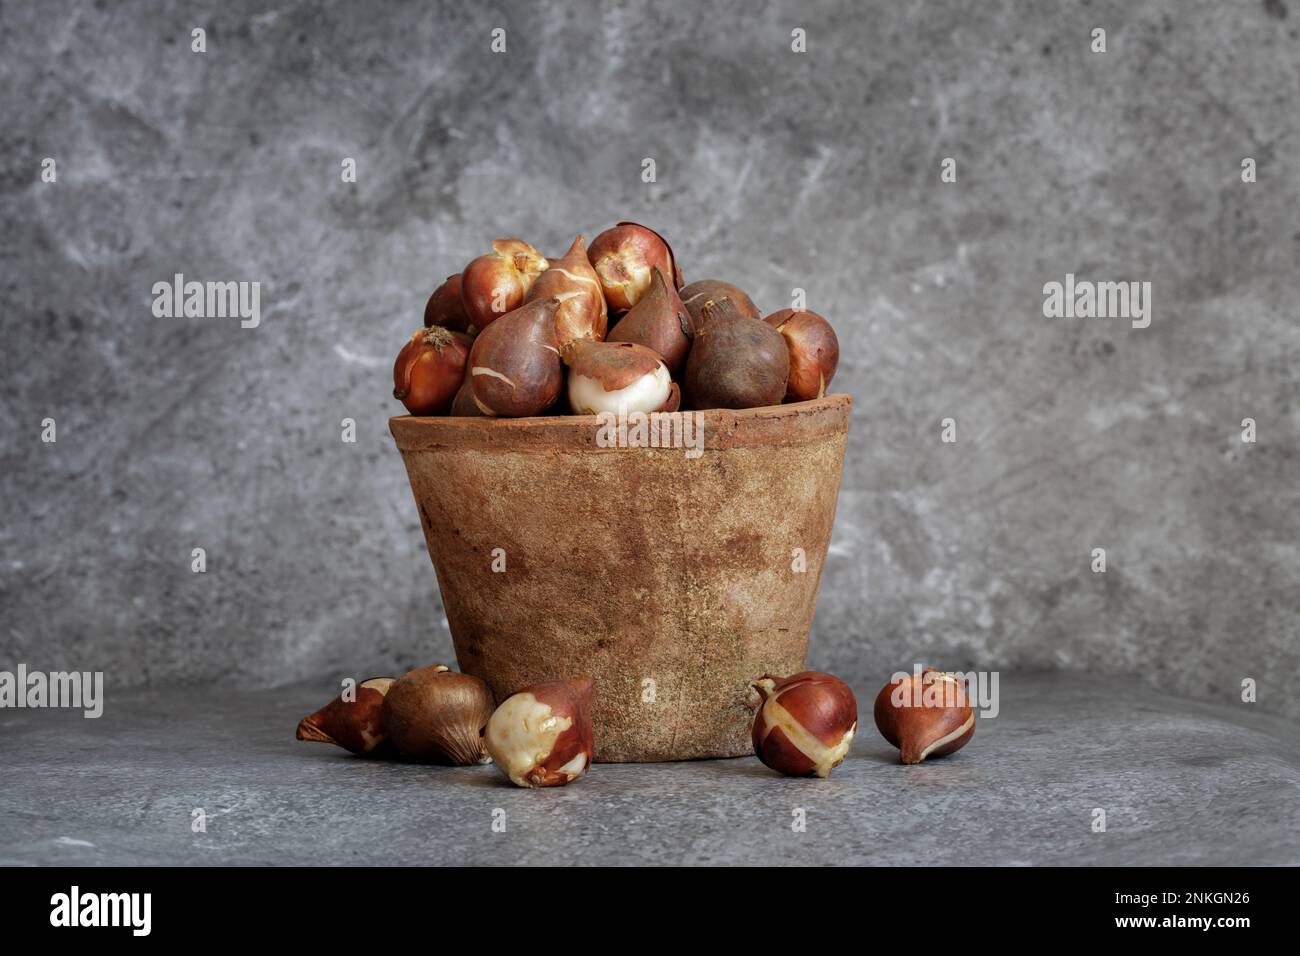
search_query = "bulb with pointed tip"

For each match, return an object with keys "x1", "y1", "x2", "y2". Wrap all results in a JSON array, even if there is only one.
[
  {"x1": 750, "y1": 671, "x2": 857, "y2": 778},
  {"x1": 685, "y1": 297, "x2": 789, "y2": 409},
  {"x1": 607, "y1": 269, "x2": 694, "y2": 374},
  {"x1": 485, "y1": 677, "x2": 595, "y2": 788},
  {"x1": 296, "y1": 677, "x2": 396, "y2": 756},
  {"x1": 526, "y1": 235, "x2": 608, "y2": 346},
  {"x1": 873, "y1": 668, "x2": 975, "y2": 765},
  {"x1": 467, "y1": 297, "x2": 564, "y2": 417}
]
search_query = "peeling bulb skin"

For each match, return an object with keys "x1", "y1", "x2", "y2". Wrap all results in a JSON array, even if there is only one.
[
  {"x1": 460, "y1": 238, "x2": 549, "y2": 334},
  {"x1": 485, "y1": 677, "x2": 595, "y2": 788},
  {"x1": 526, "y1": 235, "x2": 608, "y2": 346},
  {"x1": 655, "y1": 381, "x2": 681, "y2": 413},
  {"x1": 607, "y1": 269, "x2": 694, "y2": 374},
  {"x1": 393, "y1": 326, "x2": 473, "y2": 416},
  {"x1": 296, "y1": 677, "x2": 397, "y2": 756},
  {"x1": 467, "y1": 297, "x2": 564, "y2": 417},
  {"x1": 562, "y1": 339, "x2": 672, "y2": 415},
  {"x1": 873, "y1": 668, "x2": 976, "y2": 765},
  {"x1": 380, "y1": 665, "x2": 496, "y2": 765},
  {"x1": 587, "y1": 222, "x2": 682, "y2": 312},
  {"x1": 569, "y1": 363, "x2": 671, "y2": 416},
  {"x1": 764, "y1": 309, "x2": 839, "y2": 402},
  {"x1": 750, "y1": 671, "x2": 858, "y2": 778},
  {"x1": 423, "y1": 274, "x2": 472, "y2": 333}
]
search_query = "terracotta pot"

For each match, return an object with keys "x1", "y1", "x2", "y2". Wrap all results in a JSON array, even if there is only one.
[{"x1": 389, "y1": 394, "x2": 851, "y2": 762}]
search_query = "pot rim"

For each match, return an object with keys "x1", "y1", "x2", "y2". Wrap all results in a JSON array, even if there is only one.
[{"x1": 390, "y1": 393, "x2": 851, "y2": 451}]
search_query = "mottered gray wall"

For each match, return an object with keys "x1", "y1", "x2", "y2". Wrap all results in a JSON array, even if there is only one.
[{"x1": 2, "y1": 0, "x2": 1298, "y2": 716}]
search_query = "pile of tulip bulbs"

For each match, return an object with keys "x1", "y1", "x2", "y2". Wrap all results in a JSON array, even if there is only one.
[{"x1": 392, "y1": 222, "x2": 840, "y2": 418}]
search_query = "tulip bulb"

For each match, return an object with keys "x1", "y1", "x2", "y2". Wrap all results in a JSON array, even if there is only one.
[
  {"x1": 562, "y1": 339, "x2": 676, "y2": 415},
  {"x1": 764, "y1": 309, "x2": 839, "y2": 402},
  {"x1": 393, "y1": 326, "x2": 473, "y2": 416},
  {"x1": 460, "y1": 238, "x2": 549, "y2": 333},
  {"x1": 587, "y1": 222, "x2": 682, "y2": 311},
  {"x1": 380, "y1": 664, "x2": 496, "y2": 765},
  {"x1": 684, "y1": 297, "x2": 789, "y2": 409},
  {"x1": 607, "y1": 269, "x2": 694, "y2": 374},
  {"x1": 467, "y1": 297, "x2": 564, "y2": 417},
  {"x1": 449, "y1": 376, "x2": 487, "y2": 417},
  {"x1": 751, "y1": 671, "x2": 858, "y2": 778},
  {"x1": 526, "y1": 235, "x2": 608, "y2": 346},
  {"x1": 485, "y1": 677, "x2": 595, "y2": 788},
  {"x1": 680, "y1": 279, "x2": 760, "y2": 326},
  {"x1": 423, "y1": 273, "x2": 472, "y2": 333},
  {"x1": 873, "y1": 668, "x2": 976, "y2": 765},
  {"x1": 296, "y1": 677, "x2": 396, "y2": 756}
]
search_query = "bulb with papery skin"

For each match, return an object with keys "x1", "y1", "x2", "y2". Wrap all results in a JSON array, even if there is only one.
[
  {"x1": 423, "y1": 274, "x2": 472, "y2": 333},
  {"x1": 685, "y1": 297, "x2": 789, "y2": 409},
  {"x1": 607, "y1": 269, "x2": 694, "y2": 374},
  {"x1": 296, "y1": 677, "x2": 397, "y2": 756},
  {"x1": 587, "y1": 222, "x2": 682, "y2": 311},
  {"x1": 485, "y1": 677, "x2": 595, "y2": 788},
  {"x1": 468, "y1": 297, "x2": 564, "y2": 417},
  {"x1": 562, "y1": 339, "x2": 676, "y2": 415},
  {"x1": 873, "y1": 668, "x2": 975, "y2": 765},
  {"x1": 526, "y1": 235, "x2": 608, "y2": 346},
  {"x1": 764, "y1": 309, "x2": 839, "y2": 402},
  {"x1": 750, "y1": 671, "x2": 857, "y2": 778},
  {"x1": 449, "y1": 377, "x2": 486, "y2": 417},
  {"x1": 460, "y1": 238, "x2": 549, "y2": 333},
  {"x1": 380, "y1": 665, "x2": 495, "y2": 765},
  {"x1": 393, "y1": 326, "x2": 473, "y2": 415}
]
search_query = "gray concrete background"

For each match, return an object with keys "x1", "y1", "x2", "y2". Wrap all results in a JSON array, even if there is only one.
[{"x1": 1, "y1": 1, "x2": 1298, "y2": 717}]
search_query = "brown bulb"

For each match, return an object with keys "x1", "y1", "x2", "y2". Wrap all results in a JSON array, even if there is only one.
[
  {"x1": 526, "y1": 235, "x2": 608, "y2": 346},
  {"x1": 684, "y1": 297, "x2": 789, "y2": 409},
  {"x1": 380, "y1": 664, "x2": 496, "y2": 765},
  {"x1": 873, "y1": 668, "x2": 975, "y2": 765},
  {"x1": 296, "y1": 677, "x2": 396, "y2": 756},
  {"x1": 467, "y1": 297, "x2": 564, "y2": 417},
  {"x1": 587, "y1": 222, "x2": 682, "y2": 311},
  {"x1": 607, "y1": 269, "x2": 694, "y2": 374},
  {"x1": 393, "y1": 326, "x2": 473, "y2": 416},
  {"x1": 449, "y1": 376, "x2": 487, "y2": 417},
  {"x1": 764, "y1": 309, "x2": 839, "y2": 402},
  {"x1": 750, "y1": 672, "x2": 857, "y2": 778},
  {"x1": 460, "y1": 239, "x2": 549, "y2": 333},
  {"x1": 423, "y1": 274, "x2": 472, "y2": 333},
  {"x1": 680, "y1": 279, "x2": 760, "y2": 326}
]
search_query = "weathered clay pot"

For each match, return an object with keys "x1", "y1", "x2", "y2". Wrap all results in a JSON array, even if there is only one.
[{"x1": 389, "y1": 394, "x2": 850, "y2": 762}]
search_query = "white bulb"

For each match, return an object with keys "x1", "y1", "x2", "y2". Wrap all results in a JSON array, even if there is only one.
[{"x1": 568, "y1": 361, "x2": 671, "y2": 415}]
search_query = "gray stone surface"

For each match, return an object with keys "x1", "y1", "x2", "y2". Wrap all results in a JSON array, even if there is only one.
[
  {"x1": 1, "y1": 0, "x2": 1299, "y2": 724},
  {"x1": 1, "y1": 673, "x2": 1297, "y2": 866}
]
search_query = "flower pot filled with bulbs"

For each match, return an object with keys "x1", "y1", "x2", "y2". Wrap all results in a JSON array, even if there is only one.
[
  {"x1": 297, "y1": 221, "x2": 981, "y2": 782},
  {"x1": 384, "y1": 221, "x2": 860, "y2": 766}
]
